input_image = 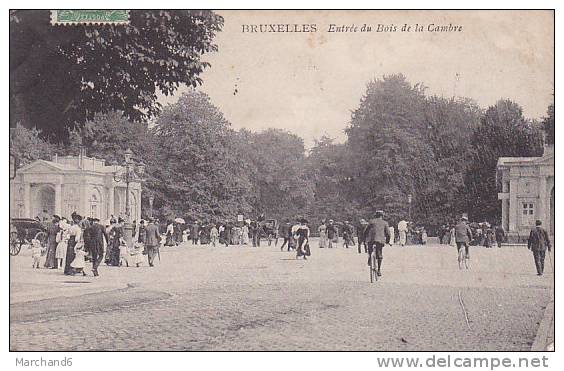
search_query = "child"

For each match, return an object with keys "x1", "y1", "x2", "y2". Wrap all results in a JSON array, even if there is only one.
[
  {"x1": 130, "y1": 242, "x2": 144, "y2": 268},
  {"x1": 31, "y1": 239, "x2": 42, "y2": 268},
  {"x1": 71, "y1": 242, "x2": 87, "y2": 276}
]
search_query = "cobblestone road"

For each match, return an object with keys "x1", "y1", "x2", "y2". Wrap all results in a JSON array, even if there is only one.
[{"x1": 10, "y1": 241, "x2": 553, "y2": 351}]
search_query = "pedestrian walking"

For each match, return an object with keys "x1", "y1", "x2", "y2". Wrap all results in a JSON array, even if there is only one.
[
  {"x1": 70, "y1": 240, "x2": 87, "y2": 276},
  {"x1": 43, "y1": 215, "x2": 60, "y2": 269},
  {"x1": 388, "y1": 225, "x2": 395, "y2": 246},
  {"x1": 64, "y1": 213, "x2": 82, "y2": 275},
  {"x1": 398, "y1": 219, "x2": 408, "y2": 247},
  {"x1": 365, "y1": 211, "x2": 390, "y2": 277},
  {"x1": 192, "y1": 221, "x2": 200, "y2": 245},
  {"x1": 89, "y1": 218, "x2": 108, "y2": 276},
  {"x1": 55, "y1": 218, "x2": 69, "y2": 269},
  {"x1": 527, "y1": 220, "x2": 552, "y2": 276},
  {"x1": 241, "y1": 222, "x2": 250, "y2": 245},
  {"x1": 495, "y1": 225, "x2": 506, "y2": 248},
  {"x1": 342, "y1": 221, "x2": 354, "y2": 248},
  {"x1": 327, "y1": 220, "x2": 337, "y2": 248},
  {"x1": 318, "y1": 220, "x2": 328, "y2": 248},
  {"x1": 144, "y1": 218, "x2": 160, "y2": 267},
  {"x1": 295, "y1": 218, "x2": 310, "y2": 260},
  {"x1": 357, "y1": 219, "x2": 369, "y2": 254},
  {"x1": 210, "y1": 225, "x2": 219, "y2": 247}
]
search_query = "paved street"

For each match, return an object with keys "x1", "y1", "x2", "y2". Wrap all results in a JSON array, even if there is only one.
[{"x1": 10, "y1": 241, "x2": 553, "y2": 351}]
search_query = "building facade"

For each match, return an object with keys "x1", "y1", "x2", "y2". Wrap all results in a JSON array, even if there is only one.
[
  {"x1": 10, "y1": 152, "x2": 142, "y2": 222},
  {"x1": 497, "y1": 145, "x2": 554, "y2": 241}
]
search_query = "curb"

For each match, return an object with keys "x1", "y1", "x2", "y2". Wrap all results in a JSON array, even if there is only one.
[{"x1": 531, "y1": 293, "x2": 554, "y2": 351}]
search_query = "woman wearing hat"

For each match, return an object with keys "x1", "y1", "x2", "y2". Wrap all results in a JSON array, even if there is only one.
[
  {"x1": 318, "y1": 219, "x2": 328, "y2": 249},
  {"x1": 64, "y1": 213, "x2": 83, "y2": 275},
  {"x1": 295, "y1": 218, "x2": 310, "y2": 260}
]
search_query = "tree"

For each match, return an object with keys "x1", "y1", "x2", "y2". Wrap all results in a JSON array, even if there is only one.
[
  {"x1": 10, "y1": 10, "x2": 223, "y2": 141},
  {"x1": 464, "y1": 99, "x2": 544, "y2": 222},
  {"x1": 150, "y1": 90, "x2": 254, "y2": 222},
  {"x1": 9, "y1": 124, "x2": 56, "y2": 166},
  {"x1": 240, "y1": 128, "x2": 314, "y2": 220},
  {"x1": 305, "y1": 136, "x2": 358, "y2": 225},
  {"x1": 542, "y1": 103, "x2": 555, "y2": 145},
  {"x1": 345, "y1": 74, "x2": 431, "y2": 224},
  {"x1": 421, "y1": 96, "x2": 482, "y2": 223}
]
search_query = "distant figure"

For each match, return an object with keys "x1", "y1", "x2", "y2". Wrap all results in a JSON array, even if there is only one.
[
  {"x1": 342, "y1": 221, "x2": 354, "y2": 248},
  {"x1": 192, "y1": 222, "x2": 200, "y2": 245},
  {"x1": 398, "y1": 220, "x2": 408, "y2": 247},
  {"x1": 357, "y1": 219, "x2": 369, "y2": 254},
  {"x1": 318, "y1": 220, "x2": 328, "y2": 249},
  {"x1": 31, "y1": 239, "x2": 42, "y2": 269},
  {"x1": 388, "y1": 225, "x2": 395, "y2": 246},
  {"x1": 528, "y1": 220, "x2": 552, "y2": 276},
  {"x1": 38, "y1": 209, "x2": 51, "y2": 223},
  {"x1": 144, "y1": 218, "x2": 160, "y2": 267},
  {"x1": 365, "y1": 211, "x2": 390, "y2": 277},
  {"x1": 210, "y1": 225, "x2": 219, "y2": 247},
  {"x1": 495, "y1": 225, "x2": 506, "y2": 248},
  {"x1": 454, "y1": 216, "x2": 473, "y2": 260},
  {"x1": 326, "y1": 220, "x2": 337, "y2": 248},
  {"x1": 43, "y1": 215, "x2": 61, "y2": 269}
]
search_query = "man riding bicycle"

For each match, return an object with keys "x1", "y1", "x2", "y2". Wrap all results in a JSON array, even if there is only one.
[
  {"x1": 365, "y1": 210, "x2": 390, "y2": 277},
  {"x1": 455, "y1": 216, "x2": 473, "y2": 260}
]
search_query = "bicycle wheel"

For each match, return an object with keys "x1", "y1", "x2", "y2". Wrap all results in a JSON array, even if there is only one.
[
  {"x1": 372, "y1": 253, "x2": 378, "y2": 282},
  {"x1": 458, "y1": 247, "x2": 465, "y2": 270}
]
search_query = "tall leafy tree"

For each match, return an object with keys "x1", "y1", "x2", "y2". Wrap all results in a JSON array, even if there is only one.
[
  {"x1": 464, "y1": 99, "x2": 543, "y2": 221},
  {"x1": 151, "y1": 90, "x2": 254, "y2": 222},
  {"x1": 345, "y1": 74, "x2": 431, "y2": 224},
  {"x1": 241, "y1": 128, "x2": 313, "y2": 220},
  {"x1": 421, "y1": 96, "x2": 482, "y2": 223},
  {"x1": 542, "y1": 103, "x2": 555, "y2": 145},
  {"x1": 9, "y1": 124, "x2": 56, "y2": 166},
  {"x1": 10, "y1": 10, "x2": 223, "y2": 141}
]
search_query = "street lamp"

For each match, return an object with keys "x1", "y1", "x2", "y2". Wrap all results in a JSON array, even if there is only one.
[
  {"x1": 148, "y1": 195, "x2": 154, "y2": 218},
  {"x1": 113, "y1": 148, "x2": 146, "y2": 250}
]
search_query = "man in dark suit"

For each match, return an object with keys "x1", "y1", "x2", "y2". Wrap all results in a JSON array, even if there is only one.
[
  {"x1": 89, "y1": 218, "x2": 109, "y2": 276},
  {"x1": 365, "y1": 211, "x2": 390, "y2": 276},
  {"x1": 356, "y1": 219, "x2": 369, "y2": 254},
  {"x1": 145, "y1": 218, "x2": 161, "y2": 267},
  {"x1": 528, "y1": 220, "x2": 552, "y2": 276}
]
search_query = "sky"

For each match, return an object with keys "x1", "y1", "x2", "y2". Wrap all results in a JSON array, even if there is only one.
[{"x1": 160, "y1": 10, "x2": 554, "y2": 148}]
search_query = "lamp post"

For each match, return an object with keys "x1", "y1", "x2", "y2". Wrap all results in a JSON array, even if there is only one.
[
  {"x1": 408, "y1": 194, "x2": 412, "y2": 221},
  {"x1": 113, "y1": 148, "x2": 145, "y2": 250},
  {"x1": 148, "y1": 195, "x2": 154, "y2": 218}
]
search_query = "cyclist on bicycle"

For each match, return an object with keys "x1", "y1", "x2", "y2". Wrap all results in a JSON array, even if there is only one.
[
  {"x1": 455, "y1": 216, "x2": 473, "y2": 260},
  {"x1": 365, "y1": 210, "x2": 390, "y2": 277}
]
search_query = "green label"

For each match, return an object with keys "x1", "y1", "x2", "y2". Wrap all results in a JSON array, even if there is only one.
[{"x1": 52, "y1": 10, "x2": 129, "y2": 24}]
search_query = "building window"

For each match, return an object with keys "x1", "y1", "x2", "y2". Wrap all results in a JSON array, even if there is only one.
[{"x1": 522, "y1": 202, "x2": 535, "y2": 226}]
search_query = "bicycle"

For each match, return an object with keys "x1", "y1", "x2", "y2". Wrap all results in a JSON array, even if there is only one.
[
  {"x1": 457, "y1": 243, "x2": 469, "y2": 270},
  {"x1": 369, "y1": 250, "x2": 378, "y2": 283}
]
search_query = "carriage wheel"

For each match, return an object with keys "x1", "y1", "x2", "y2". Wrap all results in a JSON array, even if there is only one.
[
  {"x1": 34, "y1": 231, "x2": 48, "y2": 247},
  {"x1": 10, "y1": 232, "x2": 21, "y2": 256}
]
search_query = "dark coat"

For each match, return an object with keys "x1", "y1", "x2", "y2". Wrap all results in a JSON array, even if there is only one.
[
  {"x1": 145, "y1": 223, "x2": 161, "y2": 247},
  {"x1": 364, "y1": 218, "x2": 390, "y2": 244},
  {"x1": 89, "y1": 223, "x2": 108, "y2": 254},
  {"x1": 528, "y1": 226, "x2": 551, "y2": 251}
]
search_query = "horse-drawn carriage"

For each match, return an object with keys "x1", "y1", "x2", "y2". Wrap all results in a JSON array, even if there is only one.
[{"x1": 9, "y1": 218, "x2": 48, "y2": 256}]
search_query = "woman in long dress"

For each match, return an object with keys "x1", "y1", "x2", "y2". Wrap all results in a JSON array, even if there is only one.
[
  {"x1": 55, "y1": 219, "x2": 69, "y2": 269},
  {"x1": 64, "y1": 214, "x2": 82, "y2": 275},
  {"x1": 318, "y1": 220, "x2": 327, "y2": 248},
  {"x1": 241, "y1": 223, "x2": 250, "y2": 245},
  {"x1": 295, "y1": 219, "x2": 310, "y2": 260}
]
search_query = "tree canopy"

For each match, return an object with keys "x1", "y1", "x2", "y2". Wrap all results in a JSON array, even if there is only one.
[{"x1": 10, "y1": 10, "x2": 223, "y2": 141}]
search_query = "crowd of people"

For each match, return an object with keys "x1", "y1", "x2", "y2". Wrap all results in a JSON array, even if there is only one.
[
  {"x1": 30, "y1": 211, "x2": 162, "y2": 277},
  {"x1": 25, "y1": 207, "x2": 552, "y2": 279}
]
